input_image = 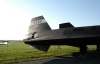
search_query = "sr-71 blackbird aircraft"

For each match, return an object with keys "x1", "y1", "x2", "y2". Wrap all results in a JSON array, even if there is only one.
[
  {"x1": 1, "y1": 16, "x2": 100, "y2": 55},
  {"x1": 23, "y1": 16, "x2": 100, "y2": 55}
]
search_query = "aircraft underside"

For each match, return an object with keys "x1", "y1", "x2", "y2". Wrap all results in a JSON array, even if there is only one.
[
  {"x1": 24, "y1": 36, "x2": 100, "y2": 45},
  {"x1": 24, "y1": 36, "x2": 100, "y2": 55}
]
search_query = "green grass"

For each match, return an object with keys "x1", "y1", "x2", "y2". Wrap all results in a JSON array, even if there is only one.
[{"x1": 0, "y1": 42, "x2": 96, "y2": 64}]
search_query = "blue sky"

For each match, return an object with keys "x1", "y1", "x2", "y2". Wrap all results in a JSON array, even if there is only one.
[
  {"x1": 0, "y1": 0, "x2": 100, "y2": 40},
  {"x1": 6, "y1": 0, "x2": 100, "y2": 27}
]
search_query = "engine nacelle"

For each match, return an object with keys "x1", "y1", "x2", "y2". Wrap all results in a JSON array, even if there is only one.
[{"x1": 59, "y1": 22, "x2": 74, "y2": 29}]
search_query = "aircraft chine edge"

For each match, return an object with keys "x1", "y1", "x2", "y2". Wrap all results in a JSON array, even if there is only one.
[{"x1": 23, "y1": 15, "x2": 100, "y2": 55}]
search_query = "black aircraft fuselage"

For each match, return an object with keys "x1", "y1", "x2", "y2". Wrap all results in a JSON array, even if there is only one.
[
  {"x1": 23, "y1": 16, "x2": 100, "y2": 54},
  {"x1": 24, "y1": 25, "x2": 100, "y2": 45}
]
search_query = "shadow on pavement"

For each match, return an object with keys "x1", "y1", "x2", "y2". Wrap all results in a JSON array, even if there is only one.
[
  {"x1": 43, "y1": 56, "x2": 100, "y2": 64},
  {"x1": 43, "y1": 51, "x2": 100, "y2": 64}
]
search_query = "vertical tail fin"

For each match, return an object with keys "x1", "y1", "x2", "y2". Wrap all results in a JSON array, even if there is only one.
[
  {"x1": 28, "y1": 16, "x2": 51, "y2": 34},
  {"x1": 26, "y1": 16, "x2": 51, "y2": 52}
]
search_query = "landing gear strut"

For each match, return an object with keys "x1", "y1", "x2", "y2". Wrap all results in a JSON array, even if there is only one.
[
  {"x1": 96, "y1": 45, "x2": 100, "y2": 53},
  {"x1": 80, "y1": 45, "x2": 87, "y2": 55}
]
